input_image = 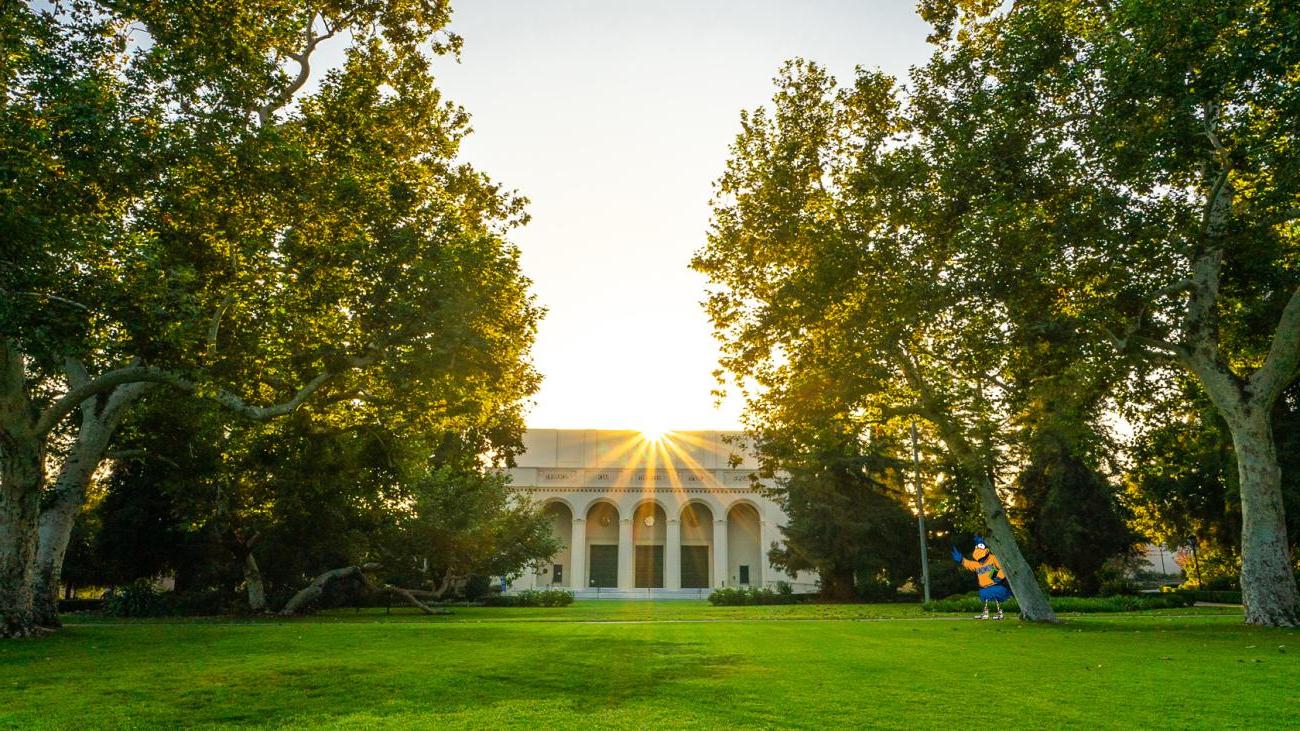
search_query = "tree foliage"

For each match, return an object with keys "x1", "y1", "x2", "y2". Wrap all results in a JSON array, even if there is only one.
[
  {"x1": 1, "y1": 0, "x2": 540, "y2": 635},
  {"x1": 759, "y1": 428, "x2": 919, "y2": 601}
]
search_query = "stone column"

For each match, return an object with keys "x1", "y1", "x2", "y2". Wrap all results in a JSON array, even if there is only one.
[
  {"x1": 713, "y1": 518, "x2": 728, "y2": 587},
  {"x1": 759, "y1": 519, "x2": 774, "y2": 588},
  {"x1": 570, "y1": 518, "x2": 587, "y2": 589},
  {"x1": 665, "y1": 518, "x2": 681, "y2": 590},
  {"x1": 618, "y1": 517, "x2": 634, "y2": 589}
]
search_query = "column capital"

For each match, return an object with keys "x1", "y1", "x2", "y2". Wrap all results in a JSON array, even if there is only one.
[
  {"x1": 666, "y1": 518, "x2": 680, "y2": 525},
  {"x1": 714, "y1": 519, "x2": 727, "y2": 525},
  {"x1": 572, "y1": 517, "x2": 586, "y2": 523}
]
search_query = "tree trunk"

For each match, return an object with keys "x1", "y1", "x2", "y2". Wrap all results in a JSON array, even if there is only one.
[
  {"x1": 32, "y1": 422, "x2": 109, "y2": 627},
  {"x1": 820, "y1": 566, "x2": 857, "y2": 601},
  {"x1": 928, "y1": 409, "x2": 1058, "y2": 622},
  {"x1": 971, "y1": 470, "x2": 1056, "y2": 622},
  {"x1": 0, "y1": 343, "x2": 43, "y2": 637},
  {"x1": 1225, "y1": 408, "x2": 1299, "y2": 627},
  {"x1": 32, "y1": 381, "x2": 150, "y2": 627},
  {"x1": 243, "y1": 551, "x2": 267, "y2": 613}
]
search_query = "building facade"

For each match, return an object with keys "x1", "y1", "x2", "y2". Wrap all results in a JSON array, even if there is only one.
[{"x1": 505, "y1": 429, "x2": 817, "y2": 598}]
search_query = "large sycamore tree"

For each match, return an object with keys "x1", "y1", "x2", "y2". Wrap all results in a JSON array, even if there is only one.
[
  {"x1": 1, "y1": 1, "x2": 541, "y2": 636},
  {"x1": 921, "y1": 0, "x2": 1300, "y2": 626},
  {"x1": 694, "y1": 61, "x2": 1069, "y2": 622}
]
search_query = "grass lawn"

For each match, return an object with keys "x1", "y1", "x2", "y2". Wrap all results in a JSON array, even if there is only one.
[{"x1": 2, "y1": 602, "x2": 1294, "y2": 729}]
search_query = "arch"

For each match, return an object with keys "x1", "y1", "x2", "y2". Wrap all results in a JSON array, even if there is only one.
[
  {"x1": 727, "y1": 502, "x2": 763, "y2": 587},
  {"x1": 678, "y1": 501, "x2": 715, "y2": 588},
  {"x1": 539, "y1": 495, "x2": 578, "y2": 514},
  {"x1": 540, "y1": 501, "x2": 573, "y2": 588},
  {"x1": 631, "y1": 501, "x2": 667, "y2": 588},
  {"x1": 584, "y1": 500, "x2": 621, "y2": 589},
  {"x1": 721, "y1": 496, "x2": 764, "y2": 519}
]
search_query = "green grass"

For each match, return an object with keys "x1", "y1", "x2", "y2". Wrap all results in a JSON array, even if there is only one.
[{"x1": 2, "y1": 602, "x2": 1292, "y2": 729}]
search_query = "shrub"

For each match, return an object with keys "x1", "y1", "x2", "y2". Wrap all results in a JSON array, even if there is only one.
[
  {"x1": 1039, "y1": 565, "x2": 1082, "y2": 596},
  {"x1": 708, "y1": 586, "x2": 803, "y2": 606},
  {"x1": 484, "y1": 588, "x2": 574, "y2": 607},
  {"x1": 1176, "y1": 589, "x2": 1242, "y2": 604},
  {"x1": 56, "y1": 598, "x2": 104, "y2": 613},
  {"x1": 921, "y1": 592, "x2": 1195, "y2": 614},
  {"x1": 103, "y1": 579, "x2": 173, "y2": 617}
]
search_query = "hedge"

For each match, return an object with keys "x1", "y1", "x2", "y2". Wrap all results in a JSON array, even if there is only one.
[
  {"x1": 57, "y1": 598, "x2": 105, "y2": 613},
  {"x1": 922, "y1": 593, "x2": 1196, "y2": 614},
  {"x1": 483, "y1": 589, "x2": 574, "y2": 607}
]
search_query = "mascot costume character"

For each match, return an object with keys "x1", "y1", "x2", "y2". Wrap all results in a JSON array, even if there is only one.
[{"x1": 951, "y1": 536, "x2": 1012, "y2": 620}]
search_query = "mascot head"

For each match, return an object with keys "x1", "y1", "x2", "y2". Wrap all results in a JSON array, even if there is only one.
[{"x1": 972, "y1": 535, "x2": 990, "y2": 561}]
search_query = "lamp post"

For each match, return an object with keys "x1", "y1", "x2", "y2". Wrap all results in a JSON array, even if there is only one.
[{"x1": 911, "y1": 421, "x2": 931, "y2": 603}]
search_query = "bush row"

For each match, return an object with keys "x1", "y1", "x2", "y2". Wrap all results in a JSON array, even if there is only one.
[
  {"x1": 56, "y1": 598, "x2": 105, "y2": 613},
  {"x1": 1173, "y1": 589, "x2": 1242, "y2": 604},
  {"x1": 708, "y1": 585, "x2": 817, "y2": 606},
  {"x1": 922, "y1": 592, "x2": 1197, "y2": 614},
  {"x1": 482, "y1": 588, "x2": 574, "y2": 607}
]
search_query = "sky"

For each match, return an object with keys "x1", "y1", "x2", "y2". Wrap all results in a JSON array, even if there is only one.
[{"x1": 419, "y1": 1, "x2": 935, "y2": 431}]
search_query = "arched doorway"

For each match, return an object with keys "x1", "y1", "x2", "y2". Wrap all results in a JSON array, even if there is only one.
[
  {"x1": 541, "y1": 502, "x2": 573, "y2": 587},
  {"x1": 679, "y1": 502, "x2": 714, "y2": 588},
  {"x1": 727, "y1": 502, "x2": 762, "y2": 587},
  {"x1": 632, "y1": 502, "x2": 667, "y2": 588},
  {"x1": 585, "y1": 501, "x2": 620, "y2": 588}
]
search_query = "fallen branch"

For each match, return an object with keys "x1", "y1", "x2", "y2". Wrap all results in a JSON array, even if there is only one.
[
  {"x1": 382, "y1": 584, "x2": 450, "y2": 615},
  {"x1": 279, "y1": 562, "x2": 381, "y2": 616}
]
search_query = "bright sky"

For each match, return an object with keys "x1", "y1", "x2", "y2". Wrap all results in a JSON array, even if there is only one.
[{"x1": 424, "y1": 1, "x2": 934, "y2": 431}]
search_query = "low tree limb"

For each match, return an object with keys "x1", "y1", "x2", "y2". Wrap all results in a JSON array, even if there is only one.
[
  {"x1": 381, "y1": 584, "x2": 449, "y2": 615},
  {"x1": 35, "y1": 349, "x2": 381, "y2": 437},
  {"x1": 279, "y1": 563, "x2": 381, "y2": 616}
]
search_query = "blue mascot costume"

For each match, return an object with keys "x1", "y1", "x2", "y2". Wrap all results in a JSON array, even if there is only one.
[{"x1": 952, "y1": 535, "x2": 1012, "y2": 620}]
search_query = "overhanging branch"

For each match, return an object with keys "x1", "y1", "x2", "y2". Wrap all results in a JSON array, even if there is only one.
[{"x1": 35, "y1": 349, "x2": 382, "y2": 436}]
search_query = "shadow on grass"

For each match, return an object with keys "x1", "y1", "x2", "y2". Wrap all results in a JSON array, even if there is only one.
[{"x1": 1, "y1": 623, "x2": 747, "y2": 728}]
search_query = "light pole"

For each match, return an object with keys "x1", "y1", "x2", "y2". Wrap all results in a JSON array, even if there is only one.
[{"x1": 911, "y1": 421, "x2": 930, "y2": 603}]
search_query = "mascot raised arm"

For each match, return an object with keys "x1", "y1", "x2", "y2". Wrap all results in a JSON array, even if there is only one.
[{"x1": 951, "y1": 536, "x2": 1012, "y2": 620}]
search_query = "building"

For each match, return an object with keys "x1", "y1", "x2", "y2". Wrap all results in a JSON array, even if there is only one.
[{"x1": 505, "y1": 429, "x2": 817, "y2": 598}]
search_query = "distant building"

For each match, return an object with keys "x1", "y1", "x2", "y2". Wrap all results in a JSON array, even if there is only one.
[{"x1": 505, "y1": 429, "x2": 817, "y2": 598}]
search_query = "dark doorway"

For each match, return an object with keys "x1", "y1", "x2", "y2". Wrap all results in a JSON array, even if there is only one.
[
  {"x1": 681, "y1": 545, "x2": 710, "y2": 588},
  {"x1": 739, "y1": 565, "x2": 751, "y2": 586},
  {"x1": 552, "y1": 564, "x2": 564, "y2": 585},
  {"x1": 589, "y1": 545, "x2": 618, "y2": 588},
  {"x1": 635, "y1": 545, "x2": 664, "y2": 588}
]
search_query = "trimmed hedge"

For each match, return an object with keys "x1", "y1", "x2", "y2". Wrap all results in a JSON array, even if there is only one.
[
  {"x1": 57, "y1": 598, "x2": 105, "y2": 613},
  {"x1": 708, "y1": 586, "x2": 817, "y2": 605},
  {"x1": 1175, "y1": 590, "x2": 1242, "y2": 604},
  {"x1": 483, "y1": 589, "x2": 574, "y2": 607},
  {"x1": 922, "y1": 593, "x2": 1196, "y2": 614}
]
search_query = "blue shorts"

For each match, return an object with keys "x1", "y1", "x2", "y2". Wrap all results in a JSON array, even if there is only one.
[{"x1": 979, "y1": 584, "x2": 1012, "y2": 602}]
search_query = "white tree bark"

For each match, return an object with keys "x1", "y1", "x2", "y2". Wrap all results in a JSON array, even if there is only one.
[{"x1": 32, "y1": 375, "x2": 152, "y2": 626}]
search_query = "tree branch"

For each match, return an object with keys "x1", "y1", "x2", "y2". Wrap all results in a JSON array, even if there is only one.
[
  {"x1": 256, "y1": 12, "x2": 340, "y2": 125},
  {"x1": 35, "y1": 349, "x2": 382, "y2": 436},
  {"x1": 1249, "y1": 284, "x2": 1300, "y2": 405}
]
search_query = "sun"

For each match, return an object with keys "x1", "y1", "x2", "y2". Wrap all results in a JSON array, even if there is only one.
[{"x1": 638, "y1": 423, "x2": 671, "y2": 442}]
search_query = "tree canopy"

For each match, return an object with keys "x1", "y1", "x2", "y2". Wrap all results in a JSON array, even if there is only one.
[{"x1": 1, "y1": 0, "x2": 541, "y2": 636}]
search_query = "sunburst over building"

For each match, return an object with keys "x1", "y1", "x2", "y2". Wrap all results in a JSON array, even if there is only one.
[{"x1": 505, "y1": 429, "x2": 816, "y2": 597}]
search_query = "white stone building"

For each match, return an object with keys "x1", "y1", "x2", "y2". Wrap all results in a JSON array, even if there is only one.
[{"x1": 505, "y1": 429, "x2": 817, "y2": 598}]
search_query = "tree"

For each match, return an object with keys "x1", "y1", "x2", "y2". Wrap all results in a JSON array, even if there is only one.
[
  {"x1": 374, "y1": 465, "x2": 559, "y2": 600},
  {"x1": 760, "y1": 429, "x2": 919, "y2": 601},
  {"x1": 694, "y1": 60, "x2": 1060, "y2": 620},
  {"x1": 1012, "y1": 443, "x2": 1139, "y2": 595},
  {"x1": 2, "y1": 1, "x2": 540, "y2": 636},
  {"x1": 920, "y1": 0, "x2": 1300, "y2": 625}
]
